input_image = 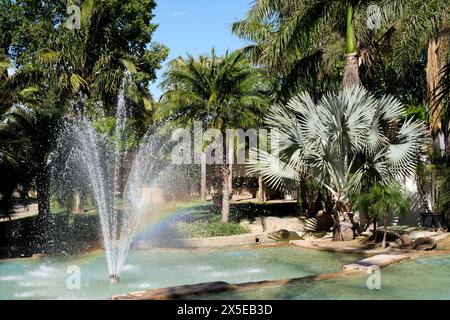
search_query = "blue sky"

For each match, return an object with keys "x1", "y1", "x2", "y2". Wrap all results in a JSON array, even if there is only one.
[{"x1": 149, "y1": 0, "x2": 251, "y2": 99}]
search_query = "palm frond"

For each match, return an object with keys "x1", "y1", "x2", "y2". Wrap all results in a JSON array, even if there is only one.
[{"x1": 253, "y1": 86, "x2": 428, "y2": 204}]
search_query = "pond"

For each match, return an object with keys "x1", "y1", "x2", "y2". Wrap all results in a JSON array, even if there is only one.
[
  {"x1": 0, "y1": 246, "x2": 360, "y2": 300},
  {"x1": 188, "y1": 254, "x2": 450, "y2": 300}
]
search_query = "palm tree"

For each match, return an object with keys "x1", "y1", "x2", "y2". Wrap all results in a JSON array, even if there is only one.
[
  {"x1": 434, "y1": 60, "x2": 450, "y2": 153},
  {"x1": 354, "y1": 183, "x2": 410, "y2": 248},
  {"x1": 160, "y1": 49, "x2": 269, "y2": 222},
  {"x1": 232, "y1": 0, "x2": 385, "y2": 93},
  {"x1": 6, "y1": 104, "x2": 62, "y2": 220},
  {"x1": 385, "y1": 0, "x2": 448, "y2": 140},
  {"x1": 0, "y1": 120, "x2": 33, "y2": 219},
  {"x1": 13, "y1": 0, "x2": 165, "y2": 114},
  {"x1": 0, "y1": 123, "x2": 22, "y2": 169},
  {"x1": 249, "y1": 86, "x2": 427, "y2": 240},
  {"x1": 232, "y1": 0, "x2": 448, "y2": 96},
  {"x1": 0, "y1": 55, "x2": 15, "y2": 114}
]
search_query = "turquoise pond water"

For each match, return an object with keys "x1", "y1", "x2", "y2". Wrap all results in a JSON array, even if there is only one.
[
  {"x1": 188, "y1": 254, "x2": 450, "y2": 300},
  {"x1": 0, "y1": 246, "x2": 360, "y2": 300},
  {"x1": 1, "y1": 245, "x2": 449, "y2": 300}
]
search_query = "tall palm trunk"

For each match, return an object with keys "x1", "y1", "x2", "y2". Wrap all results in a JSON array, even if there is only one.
[
  {"x1": 332, "y1": 217, "x2": 344, "y2": 241},
  {"x1": 200, "y1": 150, "x2": 207, "y2": 200},
  {"x1": 332, "y1": 199, "x2": 352, "y2": 241},
  {"x1": 332, "y1": 209, "x2": 351, "y2": 241},
  {"x1": 257, "y1": 175, "x2": 266, "y2": 202},
  {"x1": 227, "y1": 138, "x2": 233, "y2": 198},
  {"x1": 334, "y1": 4, "x2": 359, "y2": 240},
  {"x1": 74, "y1": 191, "x2": 84, "y2": 213},
  {"x1": 331, "y1": 199, "x2": 344, "y2": 241},
  {"x1": 427, "y1": 33, "x2": 448, "y2": 143},
  {"x1": 228, "y1": 163, "x2": 233, "y2": 194},
  {"x1": 221, "y1": 165, "x2": 230, "y2": 223},
  {"x1": 342, "y1": 5, "x2": 360, "y2": 88},
  {"x1": 373, "y1": 218, "x2": 378, "y2": 241},
  {"x1": 427, "y1": 33, "x2": 449, "y2": 212}
]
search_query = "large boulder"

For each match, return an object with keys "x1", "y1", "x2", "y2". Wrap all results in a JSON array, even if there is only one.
[
  {"x1": 399, "y1": 234, "x2": 413, "y2": 248},
  {"x1": 267, "y1": 229, "x2": 304, "y2": 241},
  {"x1": 413, "y1": 237, "x2": 437, "y2": 251}
]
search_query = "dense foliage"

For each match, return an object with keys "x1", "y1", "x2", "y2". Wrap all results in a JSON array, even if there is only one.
[{"x1": 0, "y1": 0, "x2": 167, "y2": 218}]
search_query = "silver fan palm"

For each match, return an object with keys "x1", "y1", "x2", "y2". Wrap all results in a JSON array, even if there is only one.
[{"x1": 249, "y1": 86, "x2": 428, "y2": 240}]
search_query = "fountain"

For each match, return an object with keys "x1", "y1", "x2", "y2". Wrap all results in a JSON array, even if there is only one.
[{"x1": 54, "y1": 76, "x2": 170, "y2": 283}]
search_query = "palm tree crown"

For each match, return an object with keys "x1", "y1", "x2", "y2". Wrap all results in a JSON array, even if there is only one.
[{"x1": 159, "y1": 49, "x2": 269, "y2": 129}]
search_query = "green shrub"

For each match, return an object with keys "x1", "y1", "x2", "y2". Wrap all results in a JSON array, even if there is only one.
[{"x1": 174, "y1": 221, "x2": 249, "y2": 238}]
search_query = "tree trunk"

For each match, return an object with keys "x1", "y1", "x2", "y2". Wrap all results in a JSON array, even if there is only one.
[
  {"x1": 257, "y1": 175, "x2": 266, "y2": 202},
  {"x1": 343, "y1": 53, "x2": 360, "y2": 88},
  {"x1": 342, "y1": 5, "x2": 360, "y2": 88},
  {"x1": 427, "y1": 35, "x2": 446, "y2": 138},
  {"x1": 382, "y1": 215, "x2": 388, "y2": 249},
  {"x1": 221, "y1": 165, "x2": 230, "y2": 223},
  {"x1": 431, "y1": 172, "x2": 437, "y2": 212},
  {"x1": 332, "y1": 222, "x2": 344, "y2": 241},
  {"x1": 332, "y1": 212, "x2": 344, "y2": 241},
  {"x1": 228, "y1": 163, "x2": 233, "y2": 196},
  {"x1": 200, "y1": 151, "x2": 207, "y2": 200},
  {"x1": 426, "y1": 33, "x2": 449, "y2": 210},
  {"x1": 74, "y1": 191, "x2": 84, "y2": 214},
  {"x1": 373, "y1": 218, "x2": 378, "y2": 241},
  {"x1": 227, "y1": 136, "x2": 233, "y2": 198}
]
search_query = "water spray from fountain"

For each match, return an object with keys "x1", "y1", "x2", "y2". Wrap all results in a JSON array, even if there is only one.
[{"x1": 54, "y1": 73, "x2": 171, "y2": 283}]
